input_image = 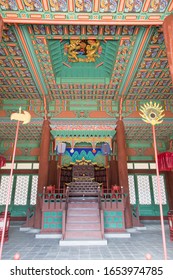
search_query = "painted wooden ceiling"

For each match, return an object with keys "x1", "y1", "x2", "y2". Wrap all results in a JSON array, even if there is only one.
[{"x1": 0, "y1": 0, "x2": 173, "y2": 161}]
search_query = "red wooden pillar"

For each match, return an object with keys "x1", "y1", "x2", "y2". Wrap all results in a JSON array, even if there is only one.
[
  {"x1": 109, "y1": 155, "x2": 119, "y2": 186},
  {"x1": 34, "y1": 119, "x2": 50, "y2": 228},
  {"x1": 0, "y1": 15, "x2": 3, "y2": 42},
  {"x1": 163, "y1": 15, "x2": 173, "y2": 85},
  {"x1": 48, "y1": 157, "x2": 57, "y2": 187},
  {"x1": 116, "y1": 119, "x2": 133, "y2": 228},
  {"x1": 105, "y1": 155, "x2": 109, "y2": 192},
  {"x1": 57, "y1": 154, "x2": 62, "y2": 193}
]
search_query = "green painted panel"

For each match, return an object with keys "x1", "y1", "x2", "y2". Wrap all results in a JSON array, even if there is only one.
[
  {"x1": 127, "y1": 141, "x2": 152, "y2": 149},
  {"x1": 57, "y1": 212, "x2": 62, "y2": 216},
  {"x1": 44, "y1": 212, "x2": 51, "y2": 216},
  {"x1": 104, "y1": 223, "x2": 110, "y2": 229},
  {"x1": 54, "y1": 217, "x2": 62, "y2": 222},
  {"x1": 56, "y1": 224, "x2": 62, "y2": 229},
  {"x1": 104, "y1": 223, "x2": 114, "y2": 229},
  {"x1": 50, "y1": 224, "x2": 57, "y2": 229},
  {"x1": 51, "y1": 130, "x2": 115, "y2": 138},
  {"x1": 43, "y1": 211, "x2": 62, "y2": 230},
  {"x1": 154, "y1": 205, "x2": 168, "y2": 216},
  {"x1": 44, "y1": 212, "x2": 62, "y2": 216},
  {"x1": 0, "y1": 206, "x2": 28, "y2": 217},
  {"x1": 130, "y1": 174, "x2": 169, "y2": 217},
  {"x1": 43, "y1": 222, "x2": 62, "y2": 229},
  {"x1": 117, "y1": 223, "x2": 123, "y2": 228},
  {"x1": 115, "y1": 212, "x2": 123, "y2": 216},
  {"x1": 44, "y1": 213, "x2": 62, "y2": 223},
  {"x1": 104, "y1": 210, "x2": 123, "y2": 229},
  {"x1": 138, "y1": 205, "x2": 155, "y2": 216},
  {"x1": 104, "y1": 222, "x2": 123, "y2": 229},
  {"x1": 139, "y1": 205, "x2": 169, "y2": 217},
  {"x1": 128, "y1": 156, "x2": 154, "y2": 161},
  {"x1": 104, "y1": 211, "x2": 122, "y2": 216},
  {"x1": 104, "y1": 217, "x2": 122, "y2": 222},
  {"x1": 105, "y1": 217, "x2": 112, "y2": 222},
  {"x1": 44, "y1": 224, "x2": 49, "y2": 229}
]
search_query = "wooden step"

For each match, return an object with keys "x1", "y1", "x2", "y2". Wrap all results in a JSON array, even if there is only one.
[
  {"x1": 67, "y1": 209, "x2": 99, "y2": 216},
  {"x1": 68, "y1": 202, "x2": 98, "y2": 209},
  {"x1": 69, "y1": 197, "x2": 98, "y2": 202},
  {"x1": 63, "y1": 198, "x2": 103, "y2": 242},
  {"x1": 67, "y1": 215, "x2": 100, "y2": 223},
  {"x1": 65, "y1": 230, "x2": 102, "y2": 240},
  {"x1": 66, "y1": 223, "x2": 100, "y2": 230}
]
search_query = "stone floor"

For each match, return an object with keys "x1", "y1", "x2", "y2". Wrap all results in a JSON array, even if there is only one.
[{"x1": 1, "y1": 221, "x2": 173, "y2": 260}]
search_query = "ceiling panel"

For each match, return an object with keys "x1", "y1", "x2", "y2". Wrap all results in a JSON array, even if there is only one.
[{"x1": 0, "y1": 4, "x2": 173, "y2": 154}]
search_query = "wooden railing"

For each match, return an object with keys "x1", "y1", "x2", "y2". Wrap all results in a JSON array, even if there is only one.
[
  {"x1": 65, "y1": 181, "x2": 102, "y2": 197},
  {"x1": 98, "y1": 187, "x2": 104, "y2": 239},
  {"x1": 131, "y1": 205, "x2": 143, "y2": 227},
  {"x1": 23, "y1": 207, "x2": 35, "y2": 228},
  {"x1": 40, "y1": 192, "x2": 66, "y2": 211},
  {"x1": 101, "y1": 192, "x2": 127, "y2": 210},
  {"x1": 100, "y1": 210, "x2": 104, "y2": 239},
  {"x1": 98, "y1": 186, "x2": 101, "y2": 207},
  {"x1": 62, "y1": 187, "x2": 69, "y2": 240}
]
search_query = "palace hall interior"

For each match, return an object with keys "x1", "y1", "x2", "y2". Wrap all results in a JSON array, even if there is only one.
[{"x1": 0, "y1": 0, "x2": 173, "y2": 260}]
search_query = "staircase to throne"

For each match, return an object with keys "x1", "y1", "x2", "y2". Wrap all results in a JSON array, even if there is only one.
[
  {"x1": 59, "y1": 159, "x2": 107, "y2": 245},
  {"x1": 38, "y1": 159, "x2": 128, "y2": 245}
]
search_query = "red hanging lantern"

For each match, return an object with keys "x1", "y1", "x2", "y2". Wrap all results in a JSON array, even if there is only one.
[
  {"x1": 0, "y1": 155, "x2": 6, "y2": 168},
  {"x1": 0, "y1": 15, "x2": 4, "y2": 42},
  {"x1": 158, "y1": 152, "x2": 173, "y2": 171}
]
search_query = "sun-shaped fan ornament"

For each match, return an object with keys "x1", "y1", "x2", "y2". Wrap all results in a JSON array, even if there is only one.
[{"x1": 139, "y1": 101, "x2": 165, "y2": 125}]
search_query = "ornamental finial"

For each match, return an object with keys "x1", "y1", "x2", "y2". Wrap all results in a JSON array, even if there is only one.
[{"x1": 139, "y1": 101, "x2": 164, "y2": 125}]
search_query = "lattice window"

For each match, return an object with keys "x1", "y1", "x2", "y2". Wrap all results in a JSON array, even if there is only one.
[
  {"x1": 0, "y1": 176, "x2": 13, "y2": 205},
  {"x1": 137, "y1": 175, "x2": 151, "y2": 205},
  {"x1": 14, "y1": 176, "x2": 29, "y2": 205},
  {"x1": 30, "y1": 175, "x2": 38, "y2": 205},
  {"x1": 128, "y1": 175, "x2": 136, "y2": 204},
  {"x1": 152, "y1": 175, "x2": 167, "y2": 205}
]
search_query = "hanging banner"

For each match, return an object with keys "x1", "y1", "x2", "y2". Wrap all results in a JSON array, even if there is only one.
[
  {"x1": 0, "y1": 155, "x2": 6, "y2": 168},
  {"x1": 0, "y1": 15, "x2": 3, "y2": 42},
  {"x1": 158, "y1": 152, "x2": 173, "y2": 171}
]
